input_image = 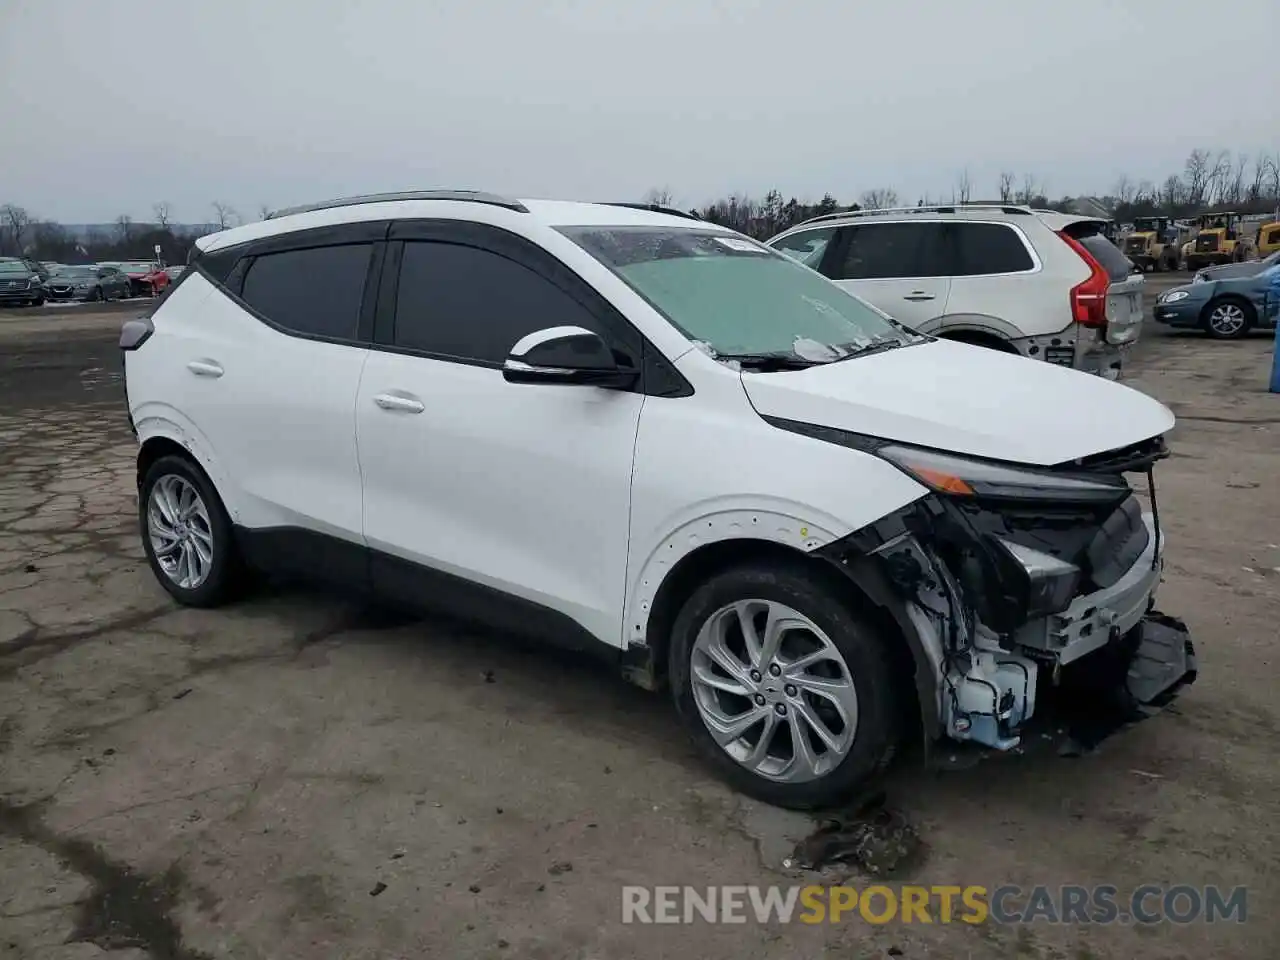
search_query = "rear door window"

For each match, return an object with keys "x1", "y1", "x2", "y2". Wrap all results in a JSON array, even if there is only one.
[
  {"x1": 239, "y1": 244, "x2": 372, "y2": 340},
  {"x1": 947, "y1": 223, "x2": 1035, "y2": 276},
  {"x1": 831, "y1": 222, "x2": 948, "y2": 279}
]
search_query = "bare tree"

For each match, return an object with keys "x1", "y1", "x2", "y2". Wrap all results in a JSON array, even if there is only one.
[
  {"x1": 0, "y1": 204, "x2": 34, "y2": 255},
  {"x1": 152, "y1": 201, "x2": 172, "y2": 230},
  {"x1": 257, "y1": 203, "x2": 273, "y2": 220},
  {"x1": 1016, "y1": 173, "x2": 1041, "y2": 205},
  {"x1": 997, "y1": 171, "x2": 1016, "y2": 203},
  {"x1": 859, "y1": 187, "x2": 899, "y2": 210},
  {"x1": 1268, "y1": 154, "x2": 1280, "y2": 203},
  {"x1": 1203, "y1": 150, "x2": 1233, "y2": 205},
  {"x1": 1113, "y1": 175, "x2": 1136, "y2": 205},
  {"x1": 114, "y1": 215, "x2": 134, "y2": 244},
  {"x1": 1159, "y1": 174, "x2": 1186, "y2": 210},
  {"x1": 1248, "y1": 153, "x2": 1271, "y2": 202},
  {"x1": 641, "y1": 187, "x2": 675, "y2": 207},
  {"x1": 211, "y1": 201, "x2": 238, "y2": 230},
  {"x1": 952, "y1": 169, "x2": 972, "y2": 204},
  {"x1": 1183, "y1": 149, "x2": 1210, "y2": 207}
]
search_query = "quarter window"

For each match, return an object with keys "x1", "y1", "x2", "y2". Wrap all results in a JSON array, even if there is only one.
[
  {"x1": 832, "y1": 222, "x2": 948, "y2": 280},
  {"x1": 948, "y1": 223, "x2": 1035, "y2": 276},
  {"x1": 393, "y1": 241, "x2": 604, "y2": 364},
  {"x1": 239, "y1": 244, "x2": 372, "y2": 339}
]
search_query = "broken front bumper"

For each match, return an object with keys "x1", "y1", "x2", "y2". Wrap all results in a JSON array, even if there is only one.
[{"x1": 823, "y1": 501, "x2": 1196, "y2": 756}]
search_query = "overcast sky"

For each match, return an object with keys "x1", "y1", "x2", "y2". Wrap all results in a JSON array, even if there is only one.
[{"x1": 2, "y1": 0, "x2": 1276, "y2": 224}]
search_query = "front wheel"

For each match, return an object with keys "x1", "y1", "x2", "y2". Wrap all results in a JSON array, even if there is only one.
[
  {"x1": 1203, "y1": 298, "x2": 1254, "y2": 339},
  {"x1": 668, "y1": 561, "x2": 900, "y2": 810},
  {"x1": 139, "y1": 454, "x2": 243, "y2": 607}
]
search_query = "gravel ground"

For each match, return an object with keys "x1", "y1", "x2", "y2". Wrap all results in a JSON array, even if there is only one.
[{"x1": 0, "y1": 295, "x2": 1276, "y2": 960}]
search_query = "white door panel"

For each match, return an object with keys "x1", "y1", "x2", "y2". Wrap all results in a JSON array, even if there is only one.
[
  {"x1": 153, "y1": 282, "x2": 368, "y2": 538},
  {"x1": 356, "y1": 353, "x2": 643, "y2": 646},
  {"x1": 834, "y1": 276, "x2": 950, "y2": 329}
]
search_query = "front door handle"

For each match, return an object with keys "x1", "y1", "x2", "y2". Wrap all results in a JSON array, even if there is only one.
[
  {"x1": 903, "y1": 291, "x2": 936, "y2": 302},
  {"x1": 373, "y1": 393, "x2": 425, "y2": 414},
  {"x1": 186, "y1": 360, "x2": 224, "y2": 378}
]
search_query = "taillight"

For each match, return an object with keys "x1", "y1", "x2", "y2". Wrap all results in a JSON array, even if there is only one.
[{"x1": 1058, "y1": 231, "x2": 1109, "y2": 329}]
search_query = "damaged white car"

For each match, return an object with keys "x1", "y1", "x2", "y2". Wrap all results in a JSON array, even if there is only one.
[{"x1": 122, "y1": 195, "x2": 1195, "y2": 811}]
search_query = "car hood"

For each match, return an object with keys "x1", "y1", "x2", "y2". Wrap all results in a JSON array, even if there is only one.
[
  {"x1": 1198, "y1": 262, "x2": 1263, "y2": 281},
  {"x1": 740, "y1": 339, "x2": 1175, "y2": 466}
]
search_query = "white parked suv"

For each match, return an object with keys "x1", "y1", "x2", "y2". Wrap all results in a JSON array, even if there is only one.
[
  {"x1": 121, "y1": 191, "x2": 1195, "y2": 809},
  {"x1": 767, "y1": 205, "x2": 1144, "y2": 379}
]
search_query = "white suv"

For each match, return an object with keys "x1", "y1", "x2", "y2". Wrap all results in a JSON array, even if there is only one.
[
  {"x1": 767, "y1": 205, "x2": 1144, "y2": 379},
  {"x1": 121, "y1": 191, "x2": 1195, "y2": 809}
]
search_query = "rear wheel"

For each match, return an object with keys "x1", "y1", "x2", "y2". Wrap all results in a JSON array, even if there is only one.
[
  {"x1": 139, "y1": 454, "x2": 243, "y2": 607},
  {"x1": 1202, "y1": 298, "x2": 1254, "y2": 339},
  {"x1": 668, "y1": 561, "x2": 900, "y2": 810}
]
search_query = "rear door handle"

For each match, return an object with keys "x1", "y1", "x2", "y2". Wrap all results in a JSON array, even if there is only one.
[
  {"x1": 373, "y1": 393, "x2": 425, "y2": 414},
  {"x1": 903, "y1": 292, "x2": 936, "y2": 302},
  {"x1": 186, "y1": 360, "x2": 224, "y2": 378}
]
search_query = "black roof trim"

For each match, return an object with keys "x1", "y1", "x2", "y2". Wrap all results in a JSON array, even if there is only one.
[
  {"x1": 605, "y1": 202, "x2": 702, "y2": 221},
  {"x1": 267, "y1": 191, "x2": 528, "y2": 220}
]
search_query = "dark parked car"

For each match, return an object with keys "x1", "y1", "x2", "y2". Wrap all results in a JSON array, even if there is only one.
[
  {"x1": 0, "y1": 259, "x2": 44, "y2": 306},
  {"x1": 1190, "y1": 249, "x2": 1280, "y2": 284},
  {"x1": 1154, "y1": 255, "x2": 1280, "y2": 338},
  {"x1": 44, "y1": 264, "x2": 132, "y2": 302}
]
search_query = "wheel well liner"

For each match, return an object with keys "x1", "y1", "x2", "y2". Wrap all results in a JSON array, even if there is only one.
[
  {"x1": 1202, "y1": 294, "x2": 1256, "y2": 321},
  {"x1": 136, "y1": 436, "x2": 196, "y2": 489},
  {"x1": 634, "y1": 538, "x2": 929, "y2": 742}
]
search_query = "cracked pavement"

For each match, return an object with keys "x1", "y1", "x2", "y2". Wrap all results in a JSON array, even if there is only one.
[{"x1": 0, "y1": 305, "x2": 1277, "y2": 960}]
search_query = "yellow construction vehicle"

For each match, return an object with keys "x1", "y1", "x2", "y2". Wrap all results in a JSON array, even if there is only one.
[
  {"x1": 1121, "y1": 216, "x2": 1182, "y2": 271},
  {"x1": 1182, "y1": 212, "x2": 1254, "y2": 270},
  {"x1": 1255, "y1": 220, "x2": 1280, "y2": 259}
]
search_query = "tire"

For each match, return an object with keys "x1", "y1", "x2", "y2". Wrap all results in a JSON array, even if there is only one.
[
  {"x1": 138, "y1": 454, "x2": 243, "y2": 607},
  {"x1": 668, "y1": 560, "x2": 900, "y2": 810},
  {"x1": 32, "y1": 296, "x2": 44, "y2": 307},
  {"x1": 91, "y1": 287, "x2": 103, "y2": 302},
  {"x1": 1202, "y1": 297, "x2": 1255, "y2": 340}
]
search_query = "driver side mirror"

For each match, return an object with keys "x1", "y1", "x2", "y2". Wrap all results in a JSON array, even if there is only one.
[{"x1": 503, "y1": 326, "x2": 637, "y2": 389}]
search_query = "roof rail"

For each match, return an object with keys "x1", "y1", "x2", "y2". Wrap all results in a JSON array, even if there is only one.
[
  {"x1": 266, "y1": 190, "x2": 528, "y2": 220},
  {"x1": 794, "y1": 202, "x2": 1034, "y2": 228},
  {"x1": 605, "y1": 202, "x2": 702, "y2": 221}
]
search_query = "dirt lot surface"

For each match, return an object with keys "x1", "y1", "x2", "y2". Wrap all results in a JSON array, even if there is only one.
[{"x1": 1, "y1": 293, "x2": 1277, "y2": 959}]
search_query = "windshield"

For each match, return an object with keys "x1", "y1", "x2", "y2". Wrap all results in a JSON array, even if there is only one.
[
  {"x1": 557, "y1": 226, "x2": 920, "y2": 362},
  {"x1": 53, "y1": 266, "x2": 95, "y2": 277},
  {"x1": 0, "y1": 262, "x2": 30, "y2": 275}
]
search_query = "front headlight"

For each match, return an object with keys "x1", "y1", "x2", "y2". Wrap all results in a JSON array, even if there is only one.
[
  {"x1": 1161, "y1": 290, "x2": 1189, "y2": 303},
  {"x1": 875, "y1": 443, "x2": 1128, "y2": 503}
]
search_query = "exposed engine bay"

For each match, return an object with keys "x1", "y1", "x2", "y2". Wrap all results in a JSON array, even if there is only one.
[{"x1": 818, "y1": 432, "x2": 1197, "y2": 754}]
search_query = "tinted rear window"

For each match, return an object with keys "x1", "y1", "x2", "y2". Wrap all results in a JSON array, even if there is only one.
[{"x1": 1078, "y1": 235, "x2": 1132, "y2": 283}]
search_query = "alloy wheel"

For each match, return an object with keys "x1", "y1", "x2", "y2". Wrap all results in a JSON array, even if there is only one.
[
  {"x1": 689, "y1": 599, "x2": 858, "y2": 783},
  {"x1": 147, "y1": 474, "x2": 214, "y2": 589},
  {"x1": 1208, "y1": 303, "x2": 1246, "y2": 337}
]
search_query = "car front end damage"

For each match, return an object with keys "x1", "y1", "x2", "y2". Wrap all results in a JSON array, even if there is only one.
[{"x1": 816, "y1": 432, "x2": 1196, "y2": 755}]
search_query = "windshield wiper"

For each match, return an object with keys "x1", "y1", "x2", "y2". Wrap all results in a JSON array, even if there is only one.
[
  {"x1": 829, "y1": 337, "x2": 918, "y2": 363},
  {"x1": 718, "y1": 352, "x2": 824, "y2": 371}
]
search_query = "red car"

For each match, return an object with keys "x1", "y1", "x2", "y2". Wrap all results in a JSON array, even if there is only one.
[{"x1": 118, "y1": 261, "x2": 171, "y2": 297}]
